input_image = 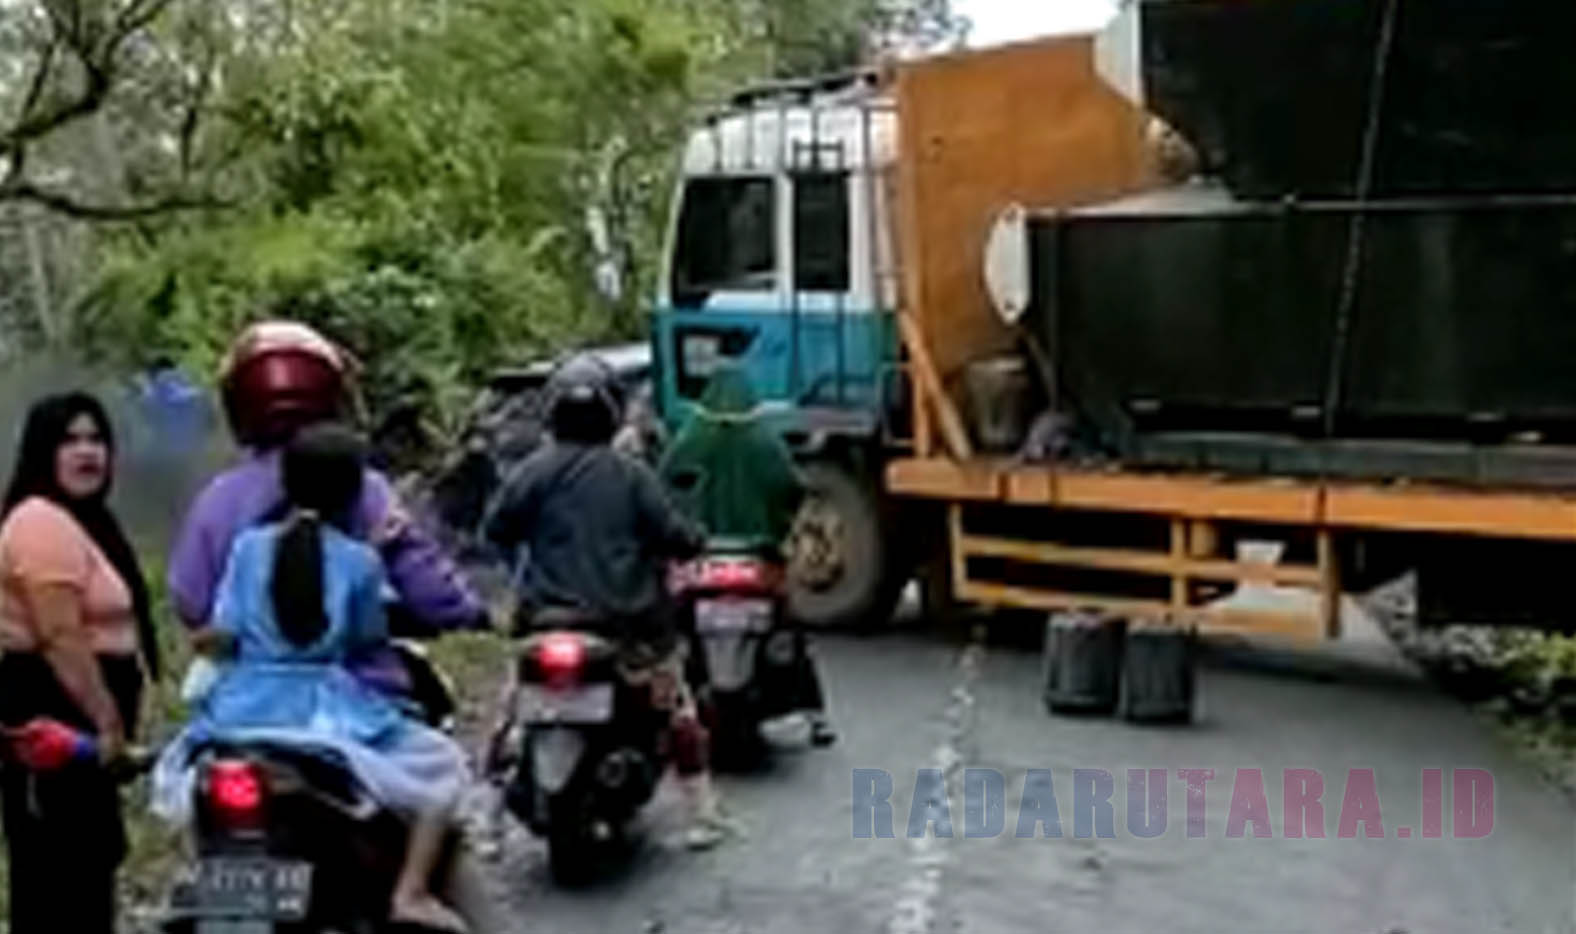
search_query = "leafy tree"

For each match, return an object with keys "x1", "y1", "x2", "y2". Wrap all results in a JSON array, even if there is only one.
[{"x1": 3, "y1": 0, "x2": 965, "y2": 470}]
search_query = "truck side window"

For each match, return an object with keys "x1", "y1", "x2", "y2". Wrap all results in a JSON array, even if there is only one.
[
  {"x1": 671, "y1": 177, "x2": 776, "y2": 307},
  {"x1": 793, "y1": 172, "x2": 850, "y2": 292}
]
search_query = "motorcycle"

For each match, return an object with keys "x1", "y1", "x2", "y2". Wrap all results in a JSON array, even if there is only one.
[
  {"x1": 495, "y1": 618, "x2": 667, "y2": 884},
  {"x1": 161, "y1": 626, "x2": 484, "y2": 933},
  {"x1": 671, "y1": 539, "x2": 797, "y2": 770},
  {"x1": 385, "y1": 604, "x2": 460, "y2": 732}
]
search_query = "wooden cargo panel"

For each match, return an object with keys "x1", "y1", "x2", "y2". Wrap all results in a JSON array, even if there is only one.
[
  {"x1": 1053, "y1": 472, "x2": 1321, "y2": 523},
  {"x1": 956, "y1": 582, "x2": 1325, "y2": 642},
  {"x1": 895, "y1": 35, "x2": 1157, "y2": 382},
  {"x1": 886, "y1": 457, "x2": 1004, "y2": 500},
  {"x1": 1324, "y1": 485, "x2": 1576, "y2": 541},
  {"x1": 889, "y1": 457, "x2": 1576, "y2": 542}
]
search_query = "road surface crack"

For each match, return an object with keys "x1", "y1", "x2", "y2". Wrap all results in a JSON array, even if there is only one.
[{"x1": 886, "y1": 639, "x2": 984, "y2": 934}]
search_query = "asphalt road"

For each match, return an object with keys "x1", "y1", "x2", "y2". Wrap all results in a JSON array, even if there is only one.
[{"x1": 468, "y1": 626, "x2": 1576, "y2": 934}]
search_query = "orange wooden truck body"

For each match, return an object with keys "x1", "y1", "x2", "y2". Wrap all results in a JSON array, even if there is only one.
[{"x1": 880, "y1": 36, "x2": 1576, "y2": 640}]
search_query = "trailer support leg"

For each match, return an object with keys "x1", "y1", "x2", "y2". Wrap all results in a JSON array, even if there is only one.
[
  {"x1": 1188, "y1": 520, "x2": 1218, "y2": 559},
  {"x1": 1318, "y1": 530, "x2": 1342, "y2": 640},
  {"x1": 1170, "y1": 519, "x2": 1188, "y2": 611},
  {"x1": 948, "y1": 504, "x2": 969, "y2": 606}
]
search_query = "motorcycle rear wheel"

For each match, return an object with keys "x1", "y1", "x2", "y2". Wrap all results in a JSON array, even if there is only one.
[
  {"x1": 707, "y1": 693, "x2": 766, "y2": 773},
  {"x1": 546, "y1": 791, "x2": 598, "y2": 886}
]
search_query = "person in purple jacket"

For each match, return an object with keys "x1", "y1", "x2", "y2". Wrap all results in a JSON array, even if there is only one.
[{"x1": 168, "y1": 321, "x2": 489, "y2": 701}]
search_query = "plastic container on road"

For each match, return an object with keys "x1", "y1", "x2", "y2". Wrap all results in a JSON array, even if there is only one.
[
  {"x1": 1042, "y1": 611, "x2": 1125, "y2": 715},
  {"x1": 1120, "y1": 619, "x2": 1197, "y2": 724}
]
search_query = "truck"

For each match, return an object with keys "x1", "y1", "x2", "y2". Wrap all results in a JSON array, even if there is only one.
[{"x1": 650, "y1": 0, "x2": 1576, "y2": 636}]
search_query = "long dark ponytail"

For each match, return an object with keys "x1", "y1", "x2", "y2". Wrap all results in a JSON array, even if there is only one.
[{"x1": 271, "y1": 423, "x2": 366, "y2": 646}]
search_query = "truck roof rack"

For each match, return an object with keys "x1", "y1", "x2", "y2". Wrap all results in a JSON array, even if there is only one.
[{"x1": 722, "y1": 68, "x2": 884, "y2": 112}]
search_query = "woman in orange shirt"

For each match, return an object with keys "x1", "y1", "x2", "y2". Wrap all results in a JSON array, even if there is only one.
[{"x1": 0, "y1": 392, "x2": 159, "y2": 934}]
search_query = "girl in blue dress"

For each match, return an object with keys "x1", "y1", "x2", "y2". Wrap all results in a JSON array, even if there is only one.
[{"x1": 153, "y1": 424, "x2": 470, "y2": 933}]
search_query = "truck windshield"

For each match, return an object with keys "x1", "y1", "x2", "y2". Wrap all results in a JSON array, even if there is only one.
[{"x1": 670, "y1": 177, "x2": 776, "y2": 307}]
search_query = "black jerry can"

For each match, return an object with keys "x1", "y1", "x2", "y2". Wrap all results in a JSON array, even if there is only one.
[
  {"x1": 1042, "y1": 611, "x2": 1126, "y2": 715},
  {"x1": 1119, "y1": 620, "x2": 1197, "y2": 725}
]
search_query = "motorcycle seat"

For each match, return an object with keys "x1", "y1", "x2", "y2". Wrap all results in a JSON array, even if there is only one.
[
  {"x1": 703, "y1": 537, "x2": 784, "y2": 562},
  {"x1": 525, "y1": 606, "x2": 610, "y2": 631}
]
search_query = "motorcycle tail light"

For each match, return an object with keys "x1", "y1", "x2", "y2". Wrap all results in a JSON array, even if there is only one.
[
  {"x1": 207, "y1": 759, "x2": 265, "y2": 829},
  {"x1": 538, "y1": 633, "x2": 586, "y2": 679},
  {"x1": 700, "y1": 559, "x2": 765, "y2": 590}
]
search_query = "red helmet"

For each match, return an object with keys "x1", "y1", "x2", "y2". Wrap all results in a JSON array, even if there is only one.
[{"x1": 220, "y1": 321, "x2": 348, "y2": 448}]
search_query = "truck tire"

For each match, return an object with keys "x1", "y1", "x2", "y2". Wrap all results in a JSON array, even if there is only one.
[{"x1": 788, "y1": 461, "x2": 902, "y2": 630}]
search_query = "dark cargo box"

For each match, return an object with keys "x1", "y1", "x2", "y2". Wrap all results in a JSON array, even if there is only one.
[
  {"x1": 1031, "y1": 187, "x2": 1576, "y2": 486},
  {"x1": 1142, "y1": 0, "x2": 1576, "y2": 199}
]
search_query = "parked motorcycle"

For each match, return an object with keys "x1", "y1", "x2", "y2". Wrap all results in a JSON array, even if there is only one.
[
  {"x1": 671, "y1": 540, "x2": 797, "y2": 770},
  {"x1": 497, "y1": 622, "x2": 668, "y2": 884}
]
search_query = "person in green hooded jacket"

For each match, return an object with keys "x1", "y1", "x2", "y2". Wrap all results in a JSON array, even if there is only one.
[{"x1": 659, "y1": 363, "x2": 836, "y2": 747}]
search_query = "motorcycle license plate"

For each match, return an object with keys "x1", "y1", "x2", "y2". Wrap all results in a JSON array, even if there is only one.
[
  {"x1": 696, "y1": 599, "x2": 772, "y2": 634},
  {"x1": 172, "y1": 858, "x2": 312, "y2": 921},
  {"x1": 519, "y1": 682, "x2": 615, "y2": 724}
]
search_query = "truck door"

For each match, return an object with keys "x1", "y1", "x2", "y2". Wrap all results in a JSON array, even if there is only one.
[
  {"x1": 662, "y1": 175, "x2": 791, "y2": 413},
  {"x1": 789, "y1": 168, "x2": 857, "y2": 408},
  {"x1": 786, "y1": 126, "x2": 897, "y2": 428}
]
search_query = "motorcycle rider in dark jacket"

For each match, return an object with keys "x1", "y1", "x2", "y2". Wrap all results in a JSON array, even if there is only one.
[{"x1": 483, "y1": 354, "x2": 733, "y2": 849}]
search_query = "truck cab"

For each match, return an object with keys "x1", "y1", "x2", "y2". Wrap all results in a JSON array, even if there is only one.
[
  {"x1": 652, "y1": 72, "x2": 902, "y2": 451},
  {"x1": 650, "y1": 72, "x2": 908, "y2": 627}
]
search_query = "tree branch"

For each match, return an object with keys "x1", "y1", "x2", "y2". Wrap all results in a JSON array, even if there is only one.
[
  {"x1": 0, "y1": 176, "x2": 227, "y2": 221},
  {"x1": 17, "y1": 38, "x2": 62, "y2": 129},
  {"x1": 116, "y1": 0, "x2": 180, "y2": 44},
  {"x1": 2, "y1": 54, "x2": 113, "y2": 150},
  {"x1": 4, "y1": 0, "x2": 179, "y2": 151},
  {"x1": 177, "y1": 30, "x2": 219, "y2": 180}
]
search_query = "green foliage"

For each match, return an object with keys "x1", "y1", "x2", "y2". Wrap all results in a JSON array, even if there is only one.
[
  {"x1": 81, "y1": 208, "x2": 579, "y2": 470},
  {"x1": 16, "y1": 0, "x2": 961, "y2": 467},
  {"x1": 1494, "y1": 631, "x2": 1576, "y2": 694}
]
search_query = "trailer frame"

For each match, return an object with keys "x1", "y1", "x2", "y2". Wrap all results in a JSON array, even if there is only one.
[{"x1": 887, "y1": 323, "x2": 1576, "y2": 642}]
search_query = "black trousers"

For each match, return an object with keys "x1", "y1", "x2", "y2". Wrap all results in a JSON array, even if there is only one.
[
  {"x1": 2, "y1": 764, "x2": 122, "y2": 933},
  {"x1": 0, "y1": 653, "x2": 141, "y2": 934},
  {"x1": 789, "y1": 629, "x2": 828, "y2": 713}
]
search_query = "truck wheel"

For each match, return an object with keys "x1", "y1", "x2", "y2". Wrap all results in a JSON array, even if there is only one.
[{"x1": 788, "y1": 461, "x2": 901, "y2": 630}]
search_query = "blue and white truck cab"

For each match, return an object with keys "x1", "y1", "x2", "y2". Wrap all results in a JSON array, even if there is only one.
[
  {"x1": 649, "y1": 72, "x2": 908, "y2": 628},
  {"x1": 652, "y1": 71, "x2": 903, "y2": 447}
]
